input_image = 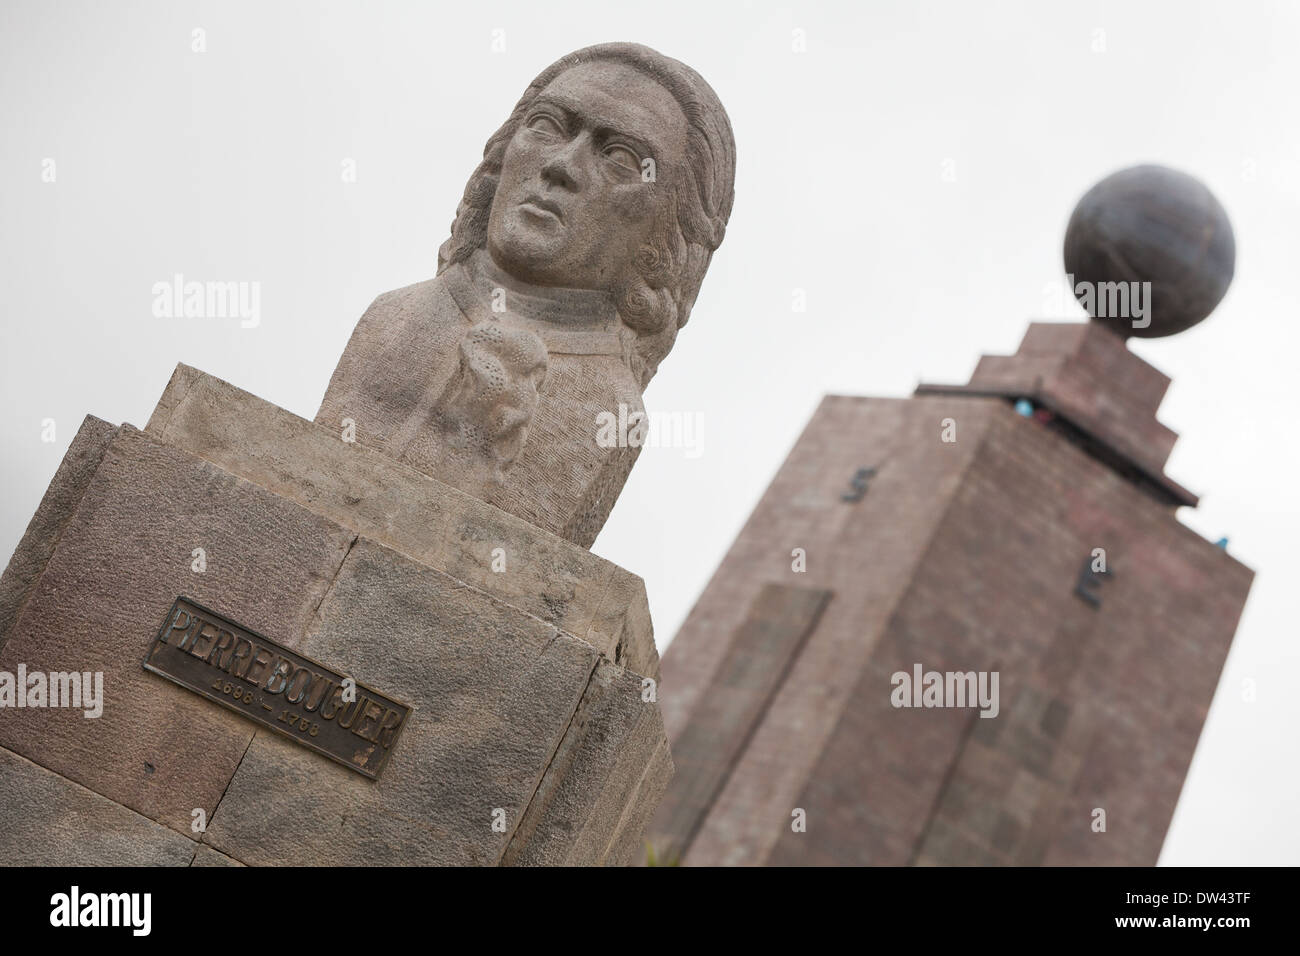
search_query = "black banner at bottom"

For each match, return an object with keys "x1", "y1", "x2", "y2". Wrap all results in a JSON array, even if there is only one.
[{"x1": 1, "y1": 864, "x2": 1283, "y2": 942}]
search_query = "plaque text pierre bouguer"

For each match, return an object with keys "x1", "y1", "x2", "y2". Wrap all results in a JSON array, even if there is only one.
[{"x1": 143, "y1": 597, "x2": 410, "y2": 779}]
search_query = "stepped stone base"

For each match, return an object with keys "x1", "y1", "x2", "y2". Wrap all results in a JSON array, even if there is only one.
[{"x1": 0, "y1": 366, "x2": 670, "y2": 866}]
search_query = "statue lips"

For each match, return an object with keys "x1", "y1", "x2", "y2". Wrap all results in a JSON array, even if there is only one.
[{"x1": 519, "y1": 194, "x2": 564, "y2": 223}]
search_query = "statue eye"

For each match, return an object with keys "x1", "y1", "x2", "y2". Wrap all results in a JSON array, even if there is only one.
[
  {"x1": 525, "y1": 113, "x2": 564, "y2": 138},
  {"x1": 603, "y1": 143, "x2": 641, "y2": 173}
]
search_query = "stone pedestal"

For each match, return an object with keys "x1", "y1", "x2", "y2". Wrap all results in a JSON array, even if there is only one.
[{"x1": 0, "y1": 365, "x2": 671, "y2": 866}]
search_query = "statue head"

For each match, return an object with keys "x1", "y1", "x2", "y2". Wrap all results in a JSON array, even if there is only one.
[{"x1": 437, "y1": 42, "x2": 736, "y2": 386}]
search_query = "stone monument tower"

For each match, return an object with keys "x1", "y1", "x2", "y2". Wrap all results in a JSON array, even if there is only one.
[
  {"x1": 0, "y1": 42, "x2": 735, "y2": 866},
  {"x1": 648, "y1": 165, "x2": 1252, "y2": 866}
]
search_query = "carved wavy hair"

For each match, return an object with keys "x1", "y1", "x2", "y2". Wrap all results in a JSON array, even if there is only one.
[{"x1": 436, "y1": 42, "x2": 737, "y2": 388}]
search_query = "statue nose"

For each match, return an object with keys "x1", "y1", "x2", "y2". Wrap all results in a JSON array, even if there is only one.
[{"x1": 540, "y1": 135, "x2": 585, "y2": 191}]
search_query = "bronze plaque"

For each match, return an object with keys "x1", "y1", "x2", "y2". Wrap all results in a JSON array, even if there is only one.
[{"x1": 143, "y1": 597, "x2": 410, "y2": 780}]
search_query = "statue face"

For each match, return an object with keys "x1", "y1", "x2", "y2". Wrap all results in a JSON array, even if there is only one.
[{"x1": 487, "y1": 61, "x2": 689, "y2": 290}]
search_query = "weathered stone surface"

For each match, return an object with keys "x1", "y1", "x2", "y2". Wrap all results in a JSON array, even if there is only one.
[
  {"x1": 607, "y1": 735, "x2": 673, "y2": 866},
  {"x1": 503, "y1": 659, "x2": 672, "y2": 866},
  {"x1": 0, "y1": 415, "x2": 118, "y2": 655},
  {"x1": 588, "y1": 560, "x2": 658, "y2": 681},
  {"x1": 0, "y1": 746, "x2": 194, "y2": 866},
  {"x1": 315, "y1": 43, "x2": 736, "y2": 548},
  {"x1": 202, "y1": 537, "x2": 602, "y2": 866},
  {"x1": 190, "y1": 846, "x2": 244, "y2": 867},
  {"x1": 0, "y1": 425, "x2": 356, "y2": 837},
  {"x1": 147, "y1": 364, "x2": 658, "y2": 679},
  {"x1": 316, "y1": 267, "x2": 645, "y2": 550}
]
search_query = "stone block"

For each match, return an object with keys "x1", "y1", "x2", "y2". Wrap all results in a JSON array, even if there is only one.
[
  {"x1": 0, "y1": 415, "x2": 118, "y2": 654},
  {"x1": 201, "y1": 537, "x2": 604, "y2": 865},
  {"x1": 190, "y1": 846, "x2": 244, "y2": 867},
  {"x1": 0, "y1": 746, "x2": 194, "y2": 866},
  {"x1": 0, "y1": 425, "x2": 356, "y2": 836},
  {"x1": 146, "y1": 364, "x2": 658, "y2": 679},
  {"x1": 503, "y1": 659, "x2": 672, "y2": 866}
]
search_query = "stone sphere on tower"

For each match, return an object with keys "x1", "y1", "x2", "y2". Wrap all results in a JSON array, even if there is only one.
[{"x1": 1063, "y1": 164, "x2": 1235, "y2": 338}]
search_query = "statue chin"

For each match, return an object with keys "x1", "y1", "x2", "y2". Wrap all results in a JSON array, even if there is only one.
[
  {"x1": 489, "y1": 201, "x2": 616, "y2": 290},
  {"x1": 488, "y1": 234, "x2": 568, "y2": 288}
]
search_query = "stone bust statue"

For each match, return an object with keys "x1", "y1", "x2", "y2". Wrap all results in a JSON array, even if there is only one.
[{"x1": 316, "y1": 42, "x2": 736, "y2": 548}]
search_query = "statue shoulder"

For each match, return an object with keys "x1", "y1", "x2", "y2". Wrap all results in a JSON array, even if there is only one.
[
  {"x1": 331, "y1": 273, "x2": 468, "y2": 385},
  {"x1": 361, "y1": 275, "x2": 461, "y2": 326}
]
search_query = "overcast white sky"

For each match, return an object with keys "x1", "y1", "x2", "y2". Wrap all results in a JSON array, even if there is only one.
[{"x1": 2, "y1": 0, "x2": 1297, "y2": 865}]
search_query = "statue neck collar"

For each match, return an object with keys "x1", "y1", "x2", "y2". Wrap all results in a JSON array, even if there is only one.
[{"x1": 458, "y1": 248, "x2": 619, "y2": 331}]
